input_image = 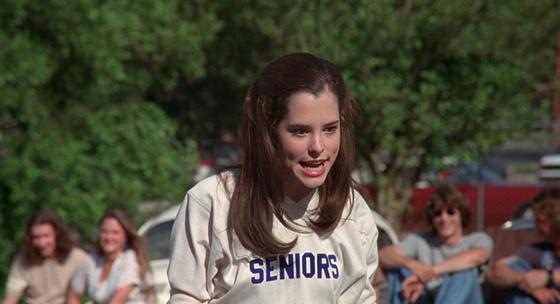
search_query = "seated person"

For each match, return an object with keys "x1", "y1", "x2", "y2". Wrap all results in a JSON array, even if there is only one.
[
  {"x1": 379, "y1": 185, "x2": 493, "y2": 304},
  {"x1": 486, "y1": 192, "x2": 560, "y2": 304},
  {"x1": 2, "y1": 210, "x2": 87, "y2": 304},
  {"x1": 67, "y1": 208, "x2": 155, "y2": 304}
]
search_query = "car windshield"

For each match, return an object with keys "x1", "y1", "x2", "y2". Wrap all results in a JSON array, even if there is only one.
[{"x1": 144, "y1": 220, "x2": 173, "y2": 260}]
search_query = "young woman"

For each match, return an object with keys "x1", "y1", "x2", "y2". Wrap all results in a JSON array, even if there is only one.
[
  {"x1": 168, "y1": 53, "x2": 379, "y2": 303},
  {"x1": 2, "y1": 210, "x2": 86, "y2": 304},
  {"x1": 67, "y1": 209, "x2": 155, "y2": 304}
]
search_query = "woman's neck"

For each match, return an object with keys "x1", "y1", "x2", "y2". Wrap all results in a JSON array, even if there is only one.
[
  {"x1": 104, "y1": 249, "x2": 123, "y2": 262},
  {"x1": 286, "y1": 188, "x2": 315, "y2": 203}
]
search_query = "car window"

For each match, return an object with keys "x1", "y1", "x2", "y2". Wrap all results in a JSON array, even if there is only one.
[{"x1": 144, "y1": 220, "x2": 174, "y2": 260}]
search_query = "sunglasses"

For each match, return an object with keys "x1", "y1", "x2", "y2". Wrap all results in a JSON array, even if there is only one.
[{"x1": 432, "y1": 207, "x2": 457, "y2": 217}]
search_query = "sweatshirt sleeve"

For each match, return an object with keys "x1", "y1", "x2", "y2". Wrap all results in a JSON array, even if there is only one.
[
  {"x1": 168, "y1": 192, "x2": 220, "y2": 303},
  {"x1": 357, "y1": 205, "x2": 379, "y2": 303},
  {"x1": 339, "y1": 194, "x2": 379, "y2": 303}
]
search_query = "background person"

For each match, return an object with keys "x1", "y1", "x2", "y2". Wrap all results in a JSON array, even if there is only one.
[
  {"x1": 379, "y1": 185, "x2": 493, "y2": 304},
  {"x1": 2, "y1": 209, "x2": 86, "y2": 304},
  {"x1": 167, "y1": 52, "x2": 379, "y2": 303},
  {"x1": 486, "y1": 190, "x2": 560, "y2": 304},
  {"x1": 67, "y1": 208, "x2": 155, "y2": 304}
]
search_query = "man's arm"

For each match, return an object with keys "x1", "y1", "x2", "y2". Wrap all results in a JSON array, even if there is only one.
[
  {"x1": 379, "y1": 245, "x2": 409, "y2": 269},
  {"x1": 379, "y1": 245, "x2": 436, "y2": 283},
  {"x1": 485, "y1": 254, "x2": 552, "y2": 293},
  {"x1": 433, "y1": 247, "x2": 490, "y2": 276},
  {"x1": 485, "y1": 256, "x2": 525, "y2": 288}
]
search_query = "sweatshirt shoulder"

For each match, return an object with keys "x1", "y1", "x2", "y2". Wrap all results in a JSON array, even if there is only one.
[
  {"x1": 343, "y1": 189, "x2": 377, "y2": 232},
  {"x1": 180, "y1": 172, "x2": 235, "y2": 233},
  {"x1": 186, "y1": 172, "x2": 235, "y2": 208},
  {"x1": 349, "y1": 189, "x2": 373, "y2": 218}
]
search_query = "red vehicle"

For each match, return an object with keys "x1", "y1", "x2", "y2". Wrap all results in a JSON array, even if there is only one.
[{"x1": 403, "y1": 183, "x2": 543, "y2": 231}]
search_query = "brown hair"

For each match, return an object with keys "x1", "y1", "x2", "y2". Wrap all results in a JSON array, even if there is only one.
[
  {"x1": 95, "y1": 209, "x2": 156, "y2": 301},
  {"x1": 533, "y1": 197, "x2": 560, "y2": 230},
  {"x1": 227, "y1": 52, "x2": 358, "y2": 257},
  {"x1": 426, "y1": 185, "x2": 471, "y2": 230},
  {"x1": 22, "y1": 209, "x2": 74, "y2": 265},
  {"x1": 533, "y1": 186, "x2": 560, "y2": 204}
]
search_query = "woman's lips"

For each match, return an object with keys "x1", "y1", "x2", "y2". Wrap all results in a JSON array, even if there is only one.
[{"x1": 299, "y1": 160, "x2": 327, "y2": 177}]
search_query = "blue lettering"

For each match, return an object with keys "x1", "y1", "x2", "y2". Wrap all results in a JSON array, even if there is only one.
[
  {"x1": 250, "y1": 253, "x2": 339, "y2": 283},
  {"x1": 250, "y1": 259, "x2": 264, "y2": 284},
  {"x1": 317, "y1": 253, "x2": 330, "y2": 279},
  {"x1": 295, "y1": 253, "x2": 301, "y2": 278},
  {"x1": 266, "y1": 256, "x2": 278, "y2": 281},
  {"x1": 328, "y1": 254, "x2": 339, "y2": 279},
  {"x1": 279, "y1": 254, "x2": 294, "y2": 279},
  {"x1": 302, "y1": 252, "x2": 315, "y2": 278}
]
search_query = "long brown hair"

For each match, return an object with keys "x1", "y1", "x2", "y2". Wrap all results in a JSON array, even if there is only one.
[
  {"x1": 95, "y1": 209, "x2": 156, "y2": 301},
  {"x1": 22, "y1": 209, "x2": 74, "y2": 265},
  {"x1": 227, "y1": 53, "x2": 358, "y2": 257}
]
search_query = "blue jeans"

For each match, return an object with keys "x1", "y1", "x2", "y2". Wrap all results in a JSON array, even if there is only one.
[
  {"x1": 504, "y1": 259, "x2": 560, "y2": 304},
  {"x1": 386, "y1": 268, "x2": 483, "y2": 304}
]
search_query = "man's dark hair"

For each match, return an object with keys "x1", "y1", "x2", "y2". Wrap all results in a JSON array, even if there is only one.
[
  {"x1": 426, "y1": 185, "x2": 471, "y2": 229},
  {"x1": 22, "y1": 209, "x2": 74, "y2": 265}
]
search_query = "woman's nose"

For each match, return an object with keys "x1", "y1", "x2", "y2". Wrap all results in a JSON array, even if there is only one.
[{"x1": 309, "y1": 134, "x2": 324, "y2": 156}]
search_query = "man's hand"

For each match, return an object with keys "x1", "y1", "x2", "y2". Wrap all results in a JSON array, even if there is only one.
[
  {"x1": 531, "y1": 287, "x2": 560, "y2": 304},
  {"x1": 407, "y1": 260, "x2": 436, "y2": 284},
  {"x1": 402, "y1": 275, "x2": 425, "y2": 303},
  {"x1": 518, "y1": 269, "x2": 548, "y2": 293}
]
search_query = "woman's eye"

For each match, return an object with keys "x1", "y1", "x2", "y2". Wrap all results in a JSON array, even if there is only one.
[
  {"x1": 291, "y1": 129, "x2": 308, "y2": 136},
  {"x1": 325, "y1": 125, "x2": 338, "y2": 134}
]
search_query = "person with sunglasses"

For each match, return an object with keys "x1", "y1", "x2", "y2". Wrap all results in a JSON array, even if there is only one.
[
  {"x1": 379, "y1": 185, "x2": 493, "y2": 304},
  {"x1": 486, "y1": 188, "x2": 560, "y2": 304}
]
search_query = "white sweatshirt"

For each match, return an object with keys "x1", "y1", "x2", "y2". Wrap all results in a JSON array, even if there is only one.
[{"x1": 168, "y1": 173, "x2": 378, "y2": 304}]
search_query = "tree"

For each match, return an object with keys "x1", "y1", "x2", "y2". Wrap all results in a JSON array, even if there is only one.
[
  {"x1": 167, "y1": 0, "x2": 560, "y2": 223},
  {"x1": 0, "y1": 0, "x2": 219, "y2": 290}
]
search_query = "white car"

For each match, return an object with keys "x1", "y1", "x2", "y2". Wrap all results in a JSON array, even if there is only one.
[
  {"x1": 139, "y1": 204, "x2": 398, "y2": 303},
  {"x1": 537, "y1": 154, "x2": 560, "y2": 181}
]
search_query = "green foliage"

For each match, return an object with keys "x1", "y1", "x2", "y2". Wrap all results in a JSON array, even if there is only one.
[
  {"x1": 172, "y1": 0, "x2": 559, "y2": 220},
  {"x1": 0, "y1": 101, "x2": 199, "y2": 287},
  {"x1": 1, "y1": 0, "x2": 559, "y2": 297},
  {"x1": 0, "y1": 0, "x2": 217, "y2": 295}
]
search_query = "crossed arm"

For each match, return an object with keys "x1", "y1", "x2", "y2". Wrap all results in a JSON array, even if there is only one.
[
  {"x1": 486, "y1": 256, "x2": 560, "y2": 303},
  {"x1": 379, "y1": 244, "x2": 490, "y2": 302},
  {"x1": 380, "y1": 245, "x2": 490, "y2": 282}
]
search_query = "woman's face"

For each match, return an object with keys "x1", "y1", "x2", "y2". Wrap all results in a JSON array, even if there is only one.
[
  {"x1": 276, "y1": 89, "x2": 341, "y2": 201},
  {"x1": 99, "y1": 217, "x2": 127, "y2": 257}
]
